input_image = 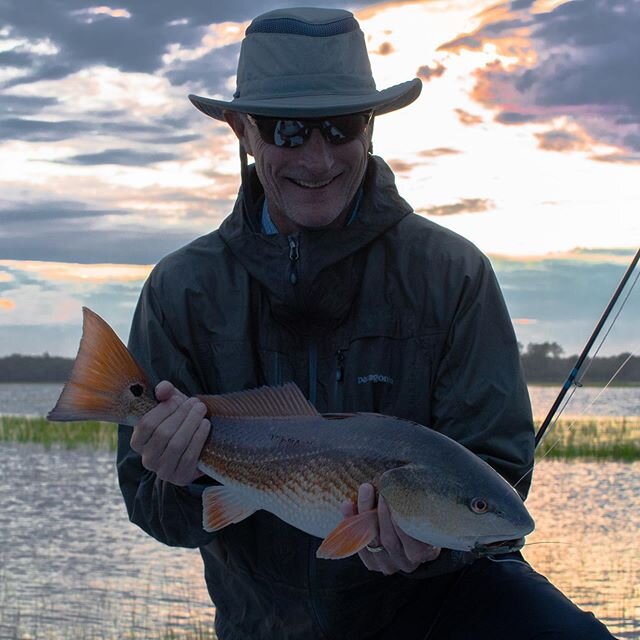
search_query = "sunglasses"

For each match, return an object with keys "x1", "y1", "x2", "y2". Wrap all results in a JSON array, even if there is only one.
[{"x1": 246, "y1": 112, "x2": 372, "y2": 148}]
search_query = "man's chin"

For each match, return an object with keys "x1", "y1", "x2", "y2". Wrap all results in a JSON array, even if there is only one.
[{"x1": 284, "y1": 206, "x2": 347, "y2": 230}]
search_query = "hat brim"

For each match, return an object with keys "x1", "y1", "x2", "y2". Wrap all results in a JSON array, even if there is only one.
[{"x1": 188, "y1": 78, "x2": 421, "y2": 121}]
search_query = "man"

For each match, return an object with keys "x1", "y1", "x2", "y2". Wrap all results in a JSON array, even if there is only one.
[{"x1": 117, "y1": 7, "x2": 614, "y2": 639}]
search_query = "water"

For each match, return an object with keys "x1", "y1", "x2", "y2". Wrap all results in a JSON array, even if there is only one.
[
  {"x1": 0, "y1": 444, "x2": 213, "y2": 640},
  {"x1": 0, "y1": 445, "x2": 638, "y2": 639},
  {"x1": 0, "y1": 384, "x2": 638, "y2": 638},
  {"x1": 0, "y1": 383, "x2": 639, "y2": 418}
]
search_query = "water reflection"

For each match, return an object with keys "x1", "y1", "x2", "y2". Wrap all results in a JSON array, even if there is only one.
[
  {"x1": 0, "y1": 444, "x2": 637, "y2": 639},
  {"x1": 0, "y1": 444, "x2": 213, "y2": 640}
]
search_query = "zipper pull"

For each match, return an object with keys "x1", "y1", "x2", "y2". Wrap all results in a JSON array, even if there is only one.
[
  {"x1": 288, "y1": 235, "x2": 299, "y2": 285},
  {"x1": 336, "y1": 349, "x2": 345, "y2": 382}
]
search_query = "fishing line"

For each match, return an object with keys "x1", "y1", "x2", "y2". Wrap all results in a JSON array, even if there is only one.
[
  {"x1": 573, "y1": 268, "x2": 640, "y2": 385},
  {"x1": 534, "y1": 248, "x2": 639, "y2": 448},
  {"x1": 513, "y1": 343, "x2": 638, "y2": 491},
  {"x1": 535, "y1": 347, "x2": 637, "y2": 462}
]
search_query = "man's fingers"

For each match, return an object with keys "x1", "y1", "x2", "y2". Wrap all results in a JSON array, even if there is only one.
[
  {"x1": 357, "y1": 483, "x2": 375, "y2": 513},
  {"x1": 154, "y1": 380, "x2": 186, "y2": 403},
  {"x1": 378, "y1": 497, "x2": 416, "y2": 573},
  {"x1": 171, "y1": 416, "x2": 211, "y2": 485},
  {"x1": 391, "y1": 517, "x2": 441, "y2": 564},
  {"x1": 151, "y1": 399, "x2": 206, "y2": 474},
  {"x1": 131, "y1": 393, "x2": 183, "y2": 452},
  {"x1": 341, "y1": 499, "x2": 356, "y2": 518}
]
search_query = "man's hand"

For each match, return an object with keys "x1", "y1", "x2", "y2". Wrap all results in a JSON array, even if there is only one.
[
  {"x1": 130, "y1": 380, "x2": 211, "y2": 486},
  {"x1": 341, "y1": 483, "x2": 441, "y2": 575}
]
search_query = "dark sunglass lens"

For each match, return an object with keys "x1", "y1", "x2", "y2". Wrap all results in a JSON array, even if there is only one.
[
  {"x1": 273, "y1": 119, "x2": 308, "y2": 148},
  {"x1": 321, "y1": 114, "x2": 368, "y2": 144}
]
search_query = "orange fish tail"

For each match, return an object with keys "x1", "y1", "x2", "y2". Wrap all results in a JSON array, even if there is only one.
[{"x1": 47, "y1": 307, "x2": 154, "y2": 425}]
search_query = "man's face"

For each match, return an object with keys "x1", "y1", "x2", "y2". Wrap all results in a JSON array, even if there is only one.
[{"x1": 227, "y1": 113, "x2": 371, "y2": 235}]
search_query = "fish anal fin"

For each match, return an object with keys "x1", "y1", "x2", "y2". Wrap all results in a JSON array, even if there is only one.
[
  {"x1": 198, "y1": 382, "x2": 318, "y2": 418},
  {"x1": 202, "y1": 485, "x2": 257, "y2": 532},
  {"x1": 316, "y1": 509, "x2": 378, "y2": 560}
]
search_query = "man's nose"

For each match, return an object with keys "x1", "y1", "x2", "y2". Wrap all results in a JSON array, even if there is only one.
[{"x1": 300, "y1": 128, "x2": 334, "y2": 173}]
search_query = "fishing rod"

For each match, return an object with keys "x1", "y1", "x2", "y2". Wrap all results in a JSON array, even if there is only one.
[{"x1": 534, "y1": 247, "x2": 640, "y2": 448}]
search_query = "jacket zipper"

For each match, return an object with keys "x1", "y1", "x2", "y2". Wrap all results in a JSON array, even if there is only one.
[
  {"x1": 288, "y1": 234, "x2": 299, "y2": 285},
  {"x1": 331, "y1": 348, "x2": 346, "y2": 412},
  {"x1": 335, "y1": 349, "x2": 345, "y2": 383}
]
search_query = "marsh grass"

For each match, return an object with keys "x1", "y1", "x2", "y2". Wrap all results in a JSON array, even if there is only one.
[
  {"x1": 1, "y1": 416, "x2": 639, "y2": 461},
  {"x1": 535, "y1": 416, "x2": 640, "y2": 461},
  {"x1": 0, "y1": 416, "x2": 116, "y2": 450}
]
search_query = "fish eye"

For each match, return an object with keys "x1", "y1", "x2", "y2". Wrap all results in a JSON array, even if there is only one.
[
  {"x1": 470, "y1": 497, "x2": 489, "y2": 514},
  {"x1": 129, "y1": 383, "x2": 144, "y2": 397}
]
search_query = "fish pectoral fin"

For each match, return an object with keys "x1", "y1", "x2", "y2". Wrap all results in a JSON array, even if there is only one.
[
  {"x1": 197, "y1": 382, "x2": 319, "y2": 418},
  {"x1": 316, "y1": 509, "x2": 378, "y2": 560},
  {"x1": 202, "y1": 485, "x2": 257, "y2": 532}
]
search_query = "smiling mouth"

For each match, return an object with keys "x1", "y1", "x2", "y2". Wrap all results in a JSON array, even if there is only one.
[{"x1": 287, "y1": 176, "x2": 336, "y2": 189}]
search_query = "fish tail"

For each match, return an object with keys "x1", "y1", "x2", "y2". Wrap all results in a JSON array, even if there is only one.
[{"x1": 47, "y1": 307, "x2": 154, "y2": 425}]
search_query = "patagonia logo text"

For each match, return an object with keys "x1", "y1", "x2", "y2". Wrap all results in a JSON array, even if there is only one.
[{"x1": 357, "y1": 374, "x2": 394, "y2": 385}]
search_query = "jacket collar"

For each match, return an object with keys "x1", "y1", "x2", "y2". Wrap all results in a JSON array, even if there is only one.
[{"x1": 218, "y1": 155, "x2": 412, "y2": 331}]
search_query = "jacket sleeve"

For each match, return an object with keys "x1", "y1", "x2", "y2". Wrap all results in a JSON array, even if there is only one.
[
  {"x1": 116, "y1": 275, "x2": 217, "y2": 548},
  {"x1": 406, "y1": 251, "x2": 534, "y2": 580},
  {"x1": 431, "y1": 252, "x2": 535, "y2": 496}
]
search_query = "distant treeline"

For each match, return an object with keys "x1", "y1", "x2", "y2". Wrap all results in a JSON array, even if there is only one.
[
  {"x1": 1, "y1": 343, "x2": 639, "y2": 384},
  {"x1": 519, "y1": 342, "x2": 640, "y2": 385},
  {"x1": 0, "y1": 353, "x2": 74, "y2": 383}
]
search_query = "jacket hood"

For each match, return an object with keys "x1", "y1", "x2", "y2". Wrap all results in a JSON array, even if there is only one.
[{"x1": 218, "y1": 155, "x2": 412, "y2": 332}]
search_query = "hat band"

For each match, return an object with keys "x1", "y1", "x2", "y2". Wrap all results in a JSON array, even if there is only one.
[{"x1": 236, "y1": 73, "x2": 377, "y2": 100}]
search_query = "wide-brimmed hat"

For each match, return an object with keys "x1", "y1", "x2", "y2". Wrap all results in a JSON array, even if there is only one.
[{"x1": 189, "y1": 7, "x2": 422, "y2": 121}]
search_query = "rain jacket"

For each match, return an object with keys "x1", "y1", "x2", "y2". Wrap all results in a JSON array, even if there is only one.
[{"x1": 117, "y1": 156, "x2": 535, "y2": 640}]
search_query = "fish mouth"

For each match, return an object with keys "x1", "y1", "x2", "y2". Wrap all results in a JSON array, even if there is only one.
[{"x1": 472, "y1": 537, "x2": 526, "y2": 556}]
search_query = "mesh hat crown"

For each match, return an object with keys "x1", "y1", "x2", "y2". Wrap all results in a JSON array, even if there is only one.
[{"x1": 189, "y1": 7, "x2": 422, "y2": 120}]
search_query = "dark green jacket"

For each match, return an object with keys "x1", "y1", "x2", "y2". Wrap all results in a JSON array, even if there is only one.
[{"x1": 117, "y1": 156, "x2": 534, "y2": 639}]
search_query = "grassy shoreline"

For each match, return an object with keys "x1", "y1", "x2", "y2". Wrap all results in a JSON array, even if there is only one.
[{"x1": 1, "y1": 415, "x2": 638, "y2": 461}]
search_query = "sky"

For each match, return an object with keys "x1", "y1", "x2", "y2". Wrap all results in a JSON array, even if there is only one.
[{"x1": 0, "y1": 0, "x2": 638, "y2": 359}]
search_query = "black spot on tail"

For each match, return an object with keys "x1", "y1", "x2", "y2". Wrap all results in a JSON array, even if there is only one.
[{"x1": 129, "y1": 383, "x2": 144, "y2": 397}]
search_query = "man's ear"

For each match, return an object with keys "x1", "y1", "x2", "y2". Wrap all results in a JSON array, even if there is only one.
[{"x1": 223, "y1": 111, "x2": 254, "y2": 155}]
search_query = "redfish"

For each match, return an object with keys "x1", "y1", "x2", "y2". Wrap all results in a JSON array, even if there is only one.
[{"x1": 48, "y1": 308, "x2": 534, "y2": 559}]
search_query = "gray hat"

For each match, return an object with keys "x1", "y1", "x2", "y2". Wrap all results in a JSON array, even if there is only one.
[{"x1": 189, "y1": 7, "x2": 422, "y2": 121}]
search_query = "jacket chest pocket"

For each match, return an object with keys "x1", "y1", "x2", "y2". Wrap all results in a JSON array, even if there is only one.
[{"x1": 338, "y1": 329, "x2": 446, "y2": 423}]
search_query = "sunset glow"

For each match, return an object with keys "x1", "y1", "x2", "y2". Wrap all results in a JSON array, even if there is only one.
[{"x1": 0, "y1": 0, "x2": 637, "y2": 356}]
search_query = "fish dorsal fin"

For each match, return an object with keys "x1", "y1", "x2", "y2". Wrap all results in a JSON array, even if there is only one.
[{"x1": 198, "y1": 382, "x2": 319, "y2": 418}]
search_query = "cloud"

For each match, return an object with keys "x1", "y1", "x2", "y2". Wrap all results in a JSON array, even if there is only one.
[
  {"x1": 416, "y1": 198, "x2": 493, "y2": 216},
  {"x1": 0, "y1": 298, "x2": 16, "y2": 311},
  {"x1": 590, "y1": 152, "x2": 640, "y2": 165},
  {"x1": 0, "y1": 200, "x2": 206, "y2": 263},
  {"x1": 418, "y1": 147, "x2": 461, "y2": 158},
  {"x1": 495, "y1": 111, "x2": 540, "y2": 125},
  {"x1": 0, "y1": 200, "x2": 127, "y2": 224},
  {"x1": 1, "y1": 1, "x2": 389, "y2": 91},
  {"x1": 0, "y1": 94, "x2": 59, "y2": 116},
  {"x1": 374, "y1": 41, "x2": 394, "y2": 55},
  {"x1": 416, "y1": 62, "x2": 446, "y2": 81},
  {"x1": 387, "y1": 158, "x2": 413, "y2": 173},
  {"x1": 57, "y1": 149, "x2": 180, "y2": 166},
  {"x1": 491, "y1": 247, "x2": 640, "y2": 355},
  {"x1": 164, "y1": 42, "x2": 241, "y2": 95},
  {"x1": 444, "y1": 0, "x2": 640, "y2": 156},
  {"x1": 535, "y1": 128, "x2": 592, "y2": 152},
  {"x1": 454, "y1": 108, "x2": 483, "y2": 126}
]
